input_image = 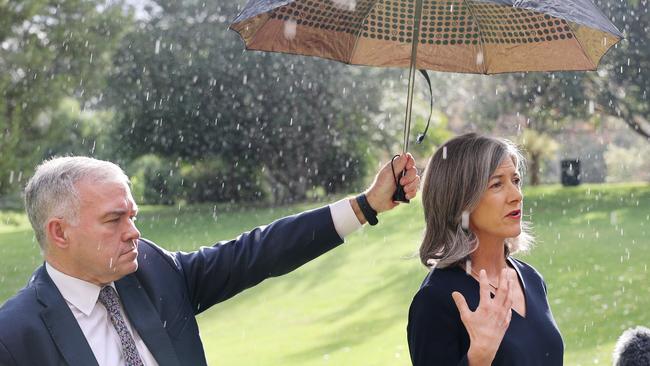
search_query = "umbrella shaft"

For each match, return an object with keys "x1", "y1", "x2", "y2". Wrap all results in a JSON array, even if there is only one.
[
  {"x1": 402, "y1": 0, "x2": 424, "y2": 154},
  {"x1": 403, "y1": 58, "x2": 417, "y2": 154}
]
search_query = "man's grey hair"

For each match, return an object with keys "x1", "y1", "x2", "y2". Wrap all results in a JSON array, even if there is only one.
[
  {"x1": 24, "y1": 156, "x2": 130, "y2": 252},
  {"x1": 420, "y1": 133, "x2": 534, "y2": 268},
  {"x1": 613, "y1": 326, "x2": 650, "y2": 366}
]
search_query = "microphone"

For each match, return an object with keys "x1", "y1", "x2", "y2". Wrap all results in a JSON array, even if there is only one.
[{"x1": 613, "y1": 326, "x2": 650, "y2": 366}]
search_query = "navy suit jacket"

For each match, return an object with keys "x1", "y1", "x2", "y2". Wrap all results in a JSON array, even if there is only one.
[{"x1": 0, "y1": 206, "x2": 343, "y2": 366}]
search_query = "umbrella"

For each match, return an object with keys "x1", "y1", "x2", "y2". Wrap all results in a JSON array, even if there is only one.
[{"x1": 230, "y1": 0, "x2": 622, "y2": 200}]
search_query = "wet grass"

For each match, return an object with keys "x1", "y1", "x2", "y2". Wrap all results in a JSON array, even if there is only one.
[{"x1": 0, "y1": 182, "x2": 648, "y2": 365}]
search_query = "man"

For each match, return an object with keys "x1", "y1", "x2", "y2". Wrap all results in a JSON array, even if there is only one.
[{"x1": 0, "y1": 154, "x2": 419, "y2": 366}]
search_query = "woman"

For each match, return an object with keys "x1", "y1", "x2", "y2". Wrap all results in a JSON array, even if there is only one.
[{"x1": 407, "y1": 133, "x2": 563, "y2": 365}]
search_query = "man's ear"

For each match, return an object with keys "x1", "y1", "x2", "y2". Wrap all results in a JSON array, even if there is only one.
[{"x1": 46, "y1": 218, "x2": 69, "y2": 249}]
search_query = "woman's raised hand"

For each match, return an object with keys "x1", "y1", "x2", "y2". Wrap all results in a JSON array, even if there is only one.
[{"x1": 451, "y1": 268, "x2": 515, "y2": 366}]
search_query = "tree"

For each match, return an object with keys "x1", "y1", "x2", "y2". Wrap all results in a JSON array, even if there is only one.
[
  {"x1": 591, "y1": 0, "x2": 650, "y2": 140},
  {"x1": 108, "y1": 1, "x2": 386, "y2": 203},
  {"x1": 461, "y1": 71, "x2": 591, "y2": 185},
  {"x1": 448, "y1": 0, "x2": 650, "y2": 186},
  {"x1": 517, "y1": 129, "x2": 559, "y2": 185},
  {"x1": 39, "y1": 97, "x2": 116, "y2": 159},
  {"x1": 0, "y1": 0, "x2": 130, "y2": 194}
]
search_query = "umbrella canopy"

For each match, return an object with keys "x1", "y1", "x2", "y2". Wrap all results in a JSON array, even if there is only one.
[
  {"x1": 230, "y1": 0, "x2": 623, "y2": 74},
  {"x1": 230, "y1": 0, "x2": 622, "y2": 201}
]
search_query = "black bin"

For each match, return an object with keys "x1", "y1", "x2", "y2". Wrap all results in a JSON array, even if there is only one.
[{"x1": 561, "y1": 159, "x2": 581, "y2": 186}]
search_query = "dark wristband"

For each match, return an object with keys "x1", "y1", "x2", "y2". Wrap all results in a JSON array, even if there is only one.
[{"x1": 356, "y1": 194, "x2": 378, "y2": 226}]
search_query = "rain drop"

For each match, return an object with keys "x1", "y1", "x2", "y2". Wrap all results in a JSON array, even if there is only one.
[{"x1": 283, "y1": 19, "x2": 297, "y2": 40}]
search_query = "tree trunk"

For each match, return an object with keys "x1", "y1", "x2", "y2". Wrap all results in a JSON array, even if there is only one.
[{"x1": 529, "y1": 152, "x2": 541, "y2": 186}]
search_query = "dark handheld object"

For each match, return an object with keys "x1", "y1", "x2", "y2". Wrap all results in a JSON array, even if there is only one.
[
  {"x1": 391, "y1": 155, "x2": 409, "y2": 203},
  {"x1": 355, "y1": 194, "x2": 378, "y2": 225},
  {"x1": 416, "y1": 69, "x2": 433, "y2": 145}
]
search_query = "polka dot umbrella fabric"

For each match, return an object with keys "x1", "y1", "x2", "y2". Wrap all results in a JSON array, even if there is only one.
[{"x1": 230, "y1": 0, "x2": 622, "y2": 74}]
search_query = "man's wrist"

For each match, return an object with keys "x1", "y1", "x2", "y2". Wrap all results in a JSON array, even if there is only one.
[
  {"x1": 349, "y1": 198, "x2": 367, "y2": 225},
  {"x1": 330, "y1": 199, "x2": 363, "y2": 238},
  {"x1": 355, "y1": 194, "x2": 378, "y2": 226}
]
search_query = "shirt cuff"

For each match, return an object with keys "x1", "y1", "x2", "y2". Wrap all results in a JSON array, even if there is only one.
[{"x1": 329, "y1": 198, "x2": 362, "y2": 239}]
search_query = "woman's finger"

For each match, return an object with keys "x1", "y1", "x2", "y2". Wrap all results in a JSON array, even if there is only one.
[
  {"x1": 504, "y1": 277, "x2": 514, "y2": 310},
  {"x1": 503, "y1": 307, "x2": 513, "y2": 328},
  {"x1": 494, "y1": 268, "x2": 510, "y2": 306},
  {"x1": 478, "y1": 269, "x2": 491, "y2": 303},
  {"x1": 504, "y1": 272, "x2": 514, "y2": 307},
  {"x1": 451, "y1": 291, "x2": 471, "y2": 323}
]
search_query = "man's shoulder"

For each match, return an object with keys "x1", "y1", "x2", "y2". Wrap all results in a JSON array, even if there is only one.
[
  {"x1": 0, "y1": 284, "x2": 39, "y2": 314},
  {"x1": 137, "y1": 238, "x2": 180, "y2": 267},
  {"x1": 0, "y1": 272, "x2": 44, "y2": 336},
  {"x1": 134, "y1": 238, "x2": 186, "y2": 280}
]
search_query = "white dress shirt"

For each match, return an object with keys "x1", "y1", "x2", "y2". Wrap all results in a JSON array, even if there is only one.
[
  {"x1": 46, "y1": 262, "x2": 159, "y2": 366},
  {"x1": 45, "y1": 200, "x2": 361, "y2": 365},
  {"x1": 329, "y1": 198, "x2": 363, "y2": 237}
]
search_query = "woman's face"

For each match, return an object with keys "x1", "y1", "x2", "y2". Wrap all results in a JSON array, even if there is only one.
[{"x1": 470, "y1": 157, "x2": 523, "y2": 241}]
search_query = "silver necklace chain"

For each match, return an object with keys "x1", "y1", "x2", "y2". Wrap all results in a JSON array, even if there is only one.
[{"x1": 470, "y1": 268, "x2": 500, "y2": 290}]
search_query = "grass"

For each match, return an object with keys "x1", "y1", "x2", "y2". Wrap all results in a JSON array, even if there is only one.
[{"x1": 1, "y1": 182, "x2": 648, "y2": 365}]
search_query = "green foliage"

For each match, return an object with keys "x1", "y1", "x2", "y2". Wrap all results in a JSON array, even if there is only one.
[
  {"x1": 604, "y1": 143, "x2": 650, "y2": 182},
  {"x1": 107, "y1": 1, "x2": 387, "y2": 203},
  {"x1": 0, "y1": 0, "x2": 131, "y2": 195},
  {"x1": 517, "y1": 129, "x2": 559, "y2": 185},
  {"x1": 410, "y1": 111, "x2": 454, "y2": 161},
  {"x1": 501, "y1": 72, "x2": 591, "y2": 133},
  {"x1": 373, "y1": 84, "x2": 454, "y2": 162},
  {"x1": 591, "y1": 0, "x2": 650, "y2": 140},
  {"x1": 180, "y1": 158, "x2": 266, "y2": 204},
  {"x1": 127, "y1": 154, "x2": 268, "y2": 205},
  {"x1": 128, "y1": 154, "x2": 182, "y2": 205},
  {"x1": 40, "y1": 98, "x2": 116, "y2": 158}
]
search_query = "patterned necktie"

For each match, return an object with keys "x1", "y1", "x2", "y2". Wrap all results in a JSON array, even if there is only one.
[{"x1": 98, "y1": 286, "x2": 145, "y2": 366}]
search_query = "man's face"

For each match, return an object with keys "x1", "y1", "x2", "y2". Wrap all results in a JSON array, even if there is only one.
[{"x1": 64, "y1": 178, "x2": 141, "y2": 285}]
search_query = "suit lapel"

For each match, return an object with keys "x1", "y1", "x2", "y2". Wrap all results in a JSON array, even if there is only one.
[
  {"x1": 116, "y1": 274, "x2": 181, "y2": 366},
  {"x1": 35, "y1": 266, "x2": 99, "y2": 366}
]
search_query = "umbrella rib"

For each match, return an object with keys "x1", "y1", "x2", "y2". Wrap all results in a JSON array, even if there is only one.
[
  {"x1": 564, "y1": 21, "x2": 598, "y2": 70},
  {"x1": 245, "y1": 13, "x2": 276, "y2": 52},
  {"x1": 349, "y1": 0, "x2": 384, "y2": 64},
  {"x1": 462, "y1": 0, "x2": 487, "y2": 74}
]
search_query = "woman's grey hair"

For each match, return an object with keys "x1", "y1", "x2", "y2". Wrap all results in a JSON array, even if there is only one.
[
  {"x1": 420, "y1": 133, "x2": 534, "y2": 268},
  {"x1": 24, "y1": 156, "x2": 130, "y2": 253}
]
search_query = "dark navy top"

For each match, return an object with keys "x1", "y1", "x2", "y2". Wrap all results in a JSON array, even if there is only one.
[{"x1": 407, "y1": 257, "x2": 564, "y2": 365}]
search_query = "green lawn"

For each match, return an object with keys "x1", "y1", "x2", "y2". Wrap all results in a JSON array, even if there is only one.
[{"x1": 1, "y1": 183, "x2": 649, "y2": 365}]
